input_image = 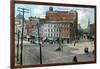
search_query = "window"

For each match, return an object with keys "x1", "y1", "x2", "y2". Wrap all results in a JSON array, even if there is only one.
[
  {"x1": 44, "y1": 29, "x2": 47, "y2": 32},
  {"x1": 54, "y1": 24, "x2": 55, "y2": 27},
  {"x1": 68, "y1": 24, "x2": 70, "y2": 28},
  {"x1": 48, "y1": 24, "x2": 50, "y2": 27},
  {"x1": 53, "y1": 29, "x2": 55, "y2": 32},
  {"x1": 57, "y1": 28, "x2": 59, "y2": 32},
  {"x1": 48, "y1": 29, "x2": 50, "y2": 32},
  {"x1": 51, "y1": 29, "x2": 52, "y2": 32},
  {"x1": 48, "y1": 33, "x2": 50, "y2": 37},
  {"x1": 53, "y1": 34, "x2": 55, "y2": 37}
]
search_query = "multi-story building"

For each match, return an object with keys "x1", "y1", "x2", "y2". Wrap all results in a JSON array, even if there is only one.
[
  {"x1": 27, "y1": 16, "x2": 44, "y2": 40},
  {"x1": 41, "y1": 23, "x2": 59, "y2": 40},
  {"x1": 44, "y1": 7, "x2": 78, "y2": 43},
  {"x1": 28, "y1": 16, "x2": 39, "y2": 37}
]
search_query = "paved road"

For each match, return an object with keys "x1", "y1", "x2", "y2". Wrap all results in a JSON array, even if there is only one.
[{"x1": 15, "y1": 39, "x2": 95, "y2": 65}]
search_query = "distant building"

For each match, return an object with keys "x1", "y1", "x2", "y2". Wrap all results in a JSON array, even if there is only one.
[
  {"x1": 88, "y1": 18, "x2": 95, "y2": 36},
  {"x1": 27, "y1": 16, "x2": 40, "y2": 37},
  {"x1": 90, "y1": 24, "x2": 95, "y2": 35}
]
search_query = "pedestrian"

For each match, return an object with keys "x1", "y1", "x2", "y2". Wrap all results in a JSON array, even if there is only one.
[
  {"x1": 84, "y1": 47, "x2": 91, "y2": 57},
  {"x1": 84, "y1": 47, "x2": 89, "y2": 54},
  {"x1": 74, "y1": 41, "x2": 76, "y2": 46},
  {"x1": 73, "y1": 56, "x2": 78, "y2": 63},
  {"x1": 61, "y1": 39, "x2": 63, "y2": 48}
]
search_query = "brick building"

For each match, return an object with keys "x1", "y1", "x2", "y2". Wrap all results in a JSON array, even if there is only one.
[
  {"x1": 28, "y1": 16, "x2": 44, "y2": 39},
  {"x1": 44, "y1": 7, "x2": 78, "y2": 43},
  {"x1": 27, "y1": 16, "x2": 39, "y2": 36}
]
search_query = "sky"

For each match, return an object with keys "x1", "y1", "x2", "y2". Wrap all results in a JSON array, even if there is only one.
[{"x1": 15, "y1": 3, "x2": 95, "y2": 29}]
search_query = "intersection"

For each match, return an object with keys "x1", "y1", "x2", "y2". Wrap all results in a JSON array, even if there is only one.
[{"x1": 15, "y1": 38, "x2": 94, "y2": 65}]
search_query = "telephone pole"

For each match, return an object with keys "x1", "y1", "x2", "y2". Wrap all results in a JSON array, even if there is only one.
[
  {"x1": 17, "y1": 30, "x2": 20, "y2": 63},
  {"x1": 36, "y1": 20, "x2": 42, "y2": 64},
  {"x1": 17, "y1": 8, "x2": 29, "y2": 65}
]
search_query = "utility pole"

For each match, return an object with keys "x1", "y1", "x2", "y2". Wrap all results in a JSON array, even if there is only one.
[
  {"x1": 17, "y1": 8, "x2": 29, "y2": 65},
  {"x1": 36, "y1": 21, "x2": 42, "y2": 64},
  {"x1": 88, "y1": 18, "x2": 90, "y2": 34},
  {"x1": 16, "y1": 14, "x2": 21, "y2": 64},
  {"x1": 75, "y1": 11, "x2": 77, "y2": 43},
  {"x1": 72, "y1": 10, "x2": 78, "y2": 46},
  {"x1": 17, "y1": 30, "x2": 20, "y2": 63}
]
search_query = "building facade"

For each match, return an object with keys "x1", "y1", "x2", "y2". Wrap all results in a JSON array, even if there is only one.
[
  {"x1": 44, "y1": 7, "x2": 78, "y2": 43},
  {"x1": 27, "y1": 16, "x2": 44, "y2": 40},
  {"x1": 27, "y1": 7, "x2": 78, "y2": 43},
  {"x1": 90, "y1": 24, "x2": 95, "y2": 36}
]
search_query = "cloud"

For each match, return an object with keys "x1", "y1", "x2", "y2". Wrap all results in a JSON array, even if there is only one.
[
  {"x1": 33, "y1": 6, "x2": 45, "y2": 17},
  {"x1": 78, "y1": 10, "x2": 88, "y2": 29},
  {"x1": 79, "y1": 17, "x2": 88, "y2": 29}
]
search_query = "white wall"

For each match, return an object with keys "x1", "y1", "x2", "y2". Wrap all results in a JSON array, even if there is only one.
[{"x1": 0, "y1": 0, "x2": 99, "y2": 69}]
